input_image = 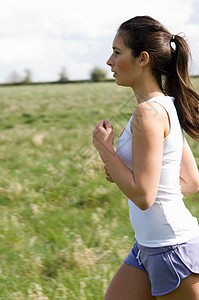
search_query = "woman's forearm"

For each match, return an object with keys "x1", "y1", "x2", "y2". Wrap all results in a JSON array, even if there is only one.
[{"x1": 98, "y1": 146, "x2": 149, "y2": 210}]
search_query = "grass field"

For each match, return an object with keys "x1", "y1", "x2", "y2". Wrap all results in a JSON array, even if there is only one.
[{"x1": 0, "y1": 81, "x2": 198, "y2": 299}]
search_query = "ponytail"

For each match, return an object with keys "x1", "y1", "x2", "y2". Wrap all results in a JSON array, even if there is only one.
[
  {"x1": 164, "y1": 35, "x2": 199, "y2": 142},
  {"x1": 118, "y1": 16, "x2": 199, "y2": 142}
]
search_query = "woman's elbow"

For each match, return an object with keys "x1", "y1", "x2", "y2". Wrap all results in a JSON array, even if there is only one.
[
  {"x1": 180, "y1": 176, "x2": 199, "y2": 194},
  {"x1": 129, "y1": 193, "x2": 155, "y2": 211},
  {"x1": 192, "y1": 181, "x2": 199, "y2": 194},
  {"x1": 183, "y1": 182, "x2": 199, "y2": 194},
  {"x1": 139, "y1": 202, "x2": 152, "y2": 211}
]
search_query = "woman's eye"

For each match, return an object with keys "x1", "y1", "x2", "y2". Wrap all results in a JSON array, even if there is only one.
[{"x1": 114, "y1": 51, "x2": 120, "y2": 55}]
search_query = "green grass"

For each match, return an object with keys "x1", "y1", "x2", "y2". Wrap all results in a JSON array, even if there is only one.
[{"x1": 0, "y1": 81, "x2": 198, "y2": 299}]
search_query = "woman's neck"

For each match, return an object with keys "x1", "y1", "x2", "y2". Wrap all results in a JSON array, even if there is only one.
[
  {"x1": 133, "y1": 73, "x2": 165, "y2": 104},
  {"x1": 135, "y1": 89, "x2": 165, "y2": 104}
]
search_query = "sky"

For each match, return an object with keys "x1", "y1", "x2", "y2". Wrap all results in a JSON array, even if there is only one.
[{"x1": 0, "y1": 0, "x2": 199, "y2": 83}]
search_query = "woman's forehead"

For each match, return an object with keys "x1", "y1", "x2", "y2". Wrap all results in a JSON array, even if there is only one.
[{"x1": 112, "y1": 33, "x2": 125, "y2": 49}]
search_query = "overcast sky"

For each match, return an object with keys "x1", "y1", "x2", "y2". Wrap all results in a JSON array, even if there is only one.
[{"x1": 0, "y1": 0, "x2": 199, "y2": 83}]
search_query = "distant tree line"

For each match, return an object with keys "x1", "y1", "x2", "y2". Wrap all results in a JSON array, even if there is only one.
[
  {"x1": 90, "y1": 67, "x2": 107, "y2": 82},
  {"x1": 5, "y1": 66, "x2": 107, "y2": 85},
  {"x1": 6, "y1": 69, "x2": 33, "y2": 84}
]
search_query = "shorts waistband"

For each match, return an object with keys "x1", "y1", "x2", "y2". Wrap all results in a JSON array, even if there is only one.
[
  {"x1": 136, "y1": 242, "x2": 178, "y2": 255},
  {"x1": 136, "y1": 234, "x2": 199, "y2": 255}
]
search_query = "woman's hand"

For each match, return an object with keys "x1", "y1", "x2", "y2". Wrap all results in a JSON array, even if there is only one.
[
  {"x1": 104, "y1": 165, "x2": 115, "y2": 183},
  {"x1": 93, "y1": 119, "x2": 114, "y2": 153},
  {"x1": 93, "y1": 119, "x2": 115, "y2": 183}
]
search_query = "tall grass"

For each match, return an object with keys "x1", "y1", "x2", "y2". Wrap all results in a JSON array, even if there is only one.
[{"x1": 0, "y1": 82, "x2": 198, "y2": 299}]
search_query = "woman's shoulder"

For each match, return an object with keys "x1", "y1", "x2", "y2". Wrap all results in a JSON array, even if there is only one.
[
  {"x1": 133, "y1": 100, "x2": 168, "y2": 124},
  {"x1": 130, "y1": 100, "x2": 170, "y2": 139}
]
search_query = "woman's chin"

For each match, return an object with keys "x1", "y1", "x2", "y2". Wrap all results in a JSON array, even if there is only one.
[{"x1": 115, "y1": 78, "x2": 128, "y2": 87}]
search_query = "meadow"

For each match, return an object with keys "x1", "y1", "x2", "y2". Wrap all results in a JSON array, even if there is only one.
[{"x1": 0, "y1": 80, "x2": 198, "y2": 299}]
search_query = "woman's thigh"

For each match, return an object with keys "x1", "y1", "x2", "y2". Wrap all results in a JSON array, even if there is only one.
[
  {"x1": 104, "y1": 262, "x2": 156, "y2": 300},
  {"x1": 156, "y1": 274, "x2": 199, "y2": 300}
]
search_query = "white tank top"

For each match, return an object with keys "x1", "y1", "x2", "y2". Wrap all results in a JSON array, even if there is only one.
[{"x1": 116, "y1": 95, "x2": 199, "y2": 247}]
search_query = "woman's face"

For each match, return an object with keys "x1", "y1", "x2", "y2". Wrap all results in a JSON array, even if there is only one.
[{"x1": 106, "y1": 33, "x2": 141, "y2": 88}]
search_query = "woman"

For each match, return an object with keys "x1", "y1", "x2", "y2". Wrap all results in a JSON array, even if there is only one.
[{"x1": 93, "y1": 16, "x2": 199, "y2": 299}]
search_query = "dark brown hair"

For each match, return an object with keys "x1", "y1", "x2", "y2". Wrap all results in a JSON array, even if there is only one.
[{"x1": 118, "y1": 16, "x2": 199, "y2": 142}]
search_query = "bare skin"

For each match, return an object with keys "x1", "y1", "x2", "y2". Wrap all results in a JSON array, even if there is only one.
[
  {"x1": 104, "y1": 263, "x2": 199, "y2": 300},
  {"x1": 104, "y1": 263, "x2": 156, "y2": 300}
]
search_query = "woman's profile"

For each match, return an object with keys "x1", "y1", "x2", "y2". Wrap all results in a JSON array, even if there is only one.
[{"x1": 93, "y1": 16, "x2": 199, "y2": 299}]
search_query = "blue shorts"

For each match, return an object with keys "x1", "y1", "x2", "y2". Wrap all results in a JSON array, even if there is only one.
[{"x1": 124, "y1": 235, "x2": 199, "y2": 296}]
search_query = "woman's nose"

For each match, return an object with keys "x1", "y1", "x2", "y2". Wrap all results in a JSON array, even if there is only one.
[{"x1": 106, "y1": 55, "x2": 113, "y2": 66}]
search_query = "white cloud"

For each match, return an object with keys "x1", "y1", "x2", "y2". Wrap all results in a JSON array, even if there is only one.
[{"x1": 0, "y1": 0, "x2": 199, "y2": 82}]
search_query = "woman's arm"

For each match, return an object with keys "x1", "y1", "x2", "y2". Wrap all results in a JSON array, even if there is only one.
[
  {"x1": 93, "y1": 102, "x2": 167, "y2": 210},
  {"x1": 104, "y1": 165, "x2": 115, "y2": 182},
  {"x1": 180, "y1": 139, "x2": 199, "y2": 194}
]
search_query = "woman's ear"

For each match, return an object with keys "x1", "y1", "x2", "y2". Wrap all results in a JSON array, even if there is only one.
[{"x1": 139, "y1": 51, "x2": 150, "y2": 67}]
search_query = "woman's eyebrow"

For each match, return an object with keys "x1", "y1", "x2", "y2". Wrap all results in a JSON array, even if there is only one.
[{"x1": 112, "y1": 46, "x2": 121, "y2": 50}]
